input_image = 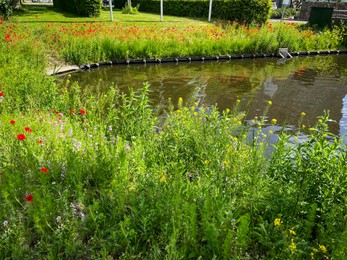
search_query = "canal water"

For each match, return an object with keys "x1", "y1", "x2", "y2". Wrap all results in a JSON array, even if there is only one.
[{"x1": 61, "y1": 55, "x2": 347, "y2": 140}]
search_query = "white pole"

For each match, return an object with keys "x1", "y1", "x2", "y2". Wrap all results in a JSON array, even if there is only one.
[
  {"x1": 208, "y1": 0, "x2": 212, "y2": 22},
  {"x1": 109, "y1": 0, "x2": 114, "y2": 22},
  {"x1": 160, "y1": 0, "x2": 164, "y2": 22}
]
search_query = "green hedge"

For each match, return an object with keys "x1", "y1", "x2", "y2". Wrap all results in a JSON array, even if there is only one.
[
  {"x1": 53, "y1": 0, "x2": 101, "y2": 17},
  {"x1": 114, "y1": 0, "x2": 272, "y2": 24}
]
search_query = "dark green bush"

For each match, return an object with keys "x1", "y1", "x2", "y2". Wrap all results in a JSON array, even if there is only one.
[
  {"x1": 114, "y1": 0, "x2": 272, "y2": 24},
  {"x1": 0, "y1": 0, "x2": 13, "y2": 20},
  {"x1": 53, "y1": 0, "x2": 101, "y2": 17}
]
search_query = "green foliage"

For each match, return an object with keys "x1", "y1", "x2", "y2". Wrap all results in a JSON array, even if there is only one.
[
  {"x1": 1, "y1": 8, "x2": 347, "y2": 258},
  {"x1": 0, "y1": 0, "x2": 12, "y2": 20},
  {"x1": 53, "y1": 0, "x2": 101, "y2": 17},
  {"x1": 1, "y1": 45, "x2": 347, "y2": 257},
  {"x1": 122, "y1": 3, "x2": 140, "y2": 14},
  {"x1": 115, "y1": 0, "x2": 272, "y2": 24}
]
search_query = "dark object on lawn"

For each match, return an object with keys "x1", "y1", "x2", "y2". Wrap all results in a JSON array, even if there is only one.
[{"x1": 309, "y1": 7, "x2": 334, "y2": 28}]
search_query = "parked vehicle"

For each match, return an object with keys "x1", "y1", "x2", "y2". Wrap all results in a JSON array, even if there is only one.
[{"x1": 103, "y1": 0, "x2": 114, "y2": 6}]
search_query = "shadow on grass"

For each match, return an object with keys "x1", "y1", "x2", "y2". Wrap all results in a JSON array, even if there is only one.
[
  {"x1": 14, "y1": 4, "x2": 87, "y2": 19},
  {"x1": 13, "y1": 4, "x2": 211, "y2": 25}
]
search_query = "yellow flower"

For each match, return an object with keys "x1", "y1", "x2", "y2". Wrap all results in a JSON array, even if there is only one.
[
  {"x1": 68, "y1": 74, "x2": 71, "y2": 78},
  {"x1": 271, "y1": 118, "x2": 277, "y2": 125},
  {"x1": 289, "y1": 239, "x2": 296, "y2": 252},
  {"x1": 159, "y1": 174, "x2": 166, "y2": 183},
  {"x1": 289, "y1": 229, "x2": 296, "y2": 236},
  {"x1": 176, "y1": 110, "x2": 181, "y2": 113},
  {"x1": 178, "y1": 97, "x2": 183, "y2": 103},
  {"x1": 274, "y1": 218, "x2": 282, "y2": 226},
  {"x1": 268, "y1": 101, "x2": 272, "y2": 105},
  {"x1": 318, "y1": 119, "x2": 323, "y2": 124},
  {"x1": 302, "y1": 124, "x2": 306, "y2": 129},
  {"x1": 301, "y1": 112, "x2": 306, "y2": 116},
  {"x1": 236, "y1": 99, "x2": 241, "y2": 103},
  {"x1": 319, "y1": 245, "x2": 327, "y2": 253},
  {"x1": 269, "y1": 130, "x2": 273, "y2": 135}
]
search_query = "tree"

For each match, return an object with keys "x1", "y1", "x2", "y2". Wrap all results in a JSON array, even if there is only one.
[{"x1": 12, "y1": 0, "x2": 21, "y2": 9}]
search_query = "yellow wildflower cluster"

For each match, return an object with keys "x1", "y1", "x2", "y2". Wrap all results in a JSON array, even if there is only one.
[
  {"x1": 289, "y1": 239, "x2": 296, "y2": 252},
  {"x1": 271, "y1": 118, "x2": 277, "y2": 125},
  {"x1": 289, "y1": 229, "x2": 296, "y2": 236},
  {"x1": 274, "y1": 218, "x2": 282, "y2": 226},
  {"x1": 319, "y1": 245, "x2": 327, "y2": 253}
]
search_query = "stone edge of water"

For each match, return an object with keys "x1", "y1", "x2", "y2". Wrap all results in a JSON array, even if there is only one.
[{"x1": 48, "y1": 50, "x2": 347, "y2": 76}]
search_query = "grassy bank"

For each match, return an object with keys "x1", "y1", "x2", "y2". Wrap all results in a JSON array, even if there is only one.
[
  {"x1": 3, "y1": 5, "x2": 347, "y2": 66},
  {"x1": 1, "y1": 5, "x2": 347, "y2": 258}
]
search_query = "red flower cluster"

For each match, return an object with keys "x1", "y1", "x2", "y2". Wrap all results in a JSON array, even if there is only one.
[
  {"x1": 26, "y1": 194, "x2": 33, "y2": 202},
  {"x1": 40, "y1": 167, "x2": 48, "y2": 173},
  {"x1": 17, "y1": 134, "x2": 25, "y2": 141},
  {"x1": 24, "y1": 127, "x2": 32, "y2": 133},
  {"x1": 71, "y1": 109, "x2": 86, "y2": 115}
]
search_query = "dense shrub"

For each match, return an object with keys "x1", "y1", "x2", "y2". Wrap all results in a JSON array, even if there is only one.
[
  {"x1": 53, "y1": 0, "x2": 101, "y2": 17},
  {"x1": 0, "y1": 0, "x2": 12, "y2": 20},
  {"x1": 115, "y1": 0, "x2": 272, "y2": 24}
]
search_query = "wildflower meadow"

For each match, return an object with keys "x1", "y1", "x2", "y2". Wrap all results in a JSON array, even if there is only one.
[{"x1": 0, "y1": 5, "x2": 347, "y2": 259}]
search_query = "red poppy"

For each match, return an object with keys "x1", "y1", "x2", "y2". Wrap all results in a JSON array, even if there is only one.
[
  {"x1": 24, "y1": 127, "x2": 32, "y2": 133},
  {"x1": 10, "y1": 120, "x2": 15, "y2": 125},
  {"x1": 17, "y1": 134, "x2": 26, "y2": 141},
  {"x1": 26, "y1": 194, "x2": 33, "y2": 202},
  {"x1": 243, "y1": 20, "x2": 247, "y2": 23},
  {"x1": 38, "y1": 139, "x2": 43, "y2": 144},
  {"x1": 79, "y1": 109, "x2": 86, "y2": 115},
  {"x1": 40, "y1": 167, "x2": 48, "y2": 173},
  {"x1": 0, "y1": 91, "x2": 3, "y2": 97}
]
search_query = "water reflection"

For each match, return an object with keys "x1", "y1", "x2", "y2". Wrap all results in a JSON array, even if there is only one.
[{"x1": 61, "y1": 55, "x2": 347, "y2": 137}]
